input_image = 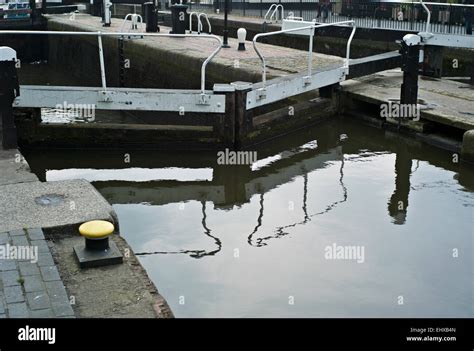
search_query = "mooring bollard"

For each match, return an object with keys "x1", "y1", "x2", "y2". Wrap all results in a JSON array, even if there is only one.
[
  {"x1": 237, "y1": 28, "x2": 246, "y2": 51},
  {"x1": 400, "y1": 34, "x2": 421, "y2": 106},
  {"x1": 144, "y1": 2, "x2": 159, "y2": 33},
  {"x1": 170, "y1": 0, "x2": 188, "y2": 34},
  {"x1": 0, "y1": 47, "x2": 20, "y2": 150},
  {"x1": 102, "y1": 0, "x2": 112, "y2": 27},
  {"x1": 74, "y1": 220, "x2": 123, "y2": 268}
]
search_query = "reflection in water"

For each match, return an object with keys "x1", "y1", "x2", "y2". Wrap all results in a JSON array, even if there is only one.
[
  {"x1": 135, "y1": 201, "x2": 223, "y2": 258},
  {"x1": 248, "y1": 147, "x2": 348, "y2": 247},
  {"x1": 22, "y1": 118, "x2": 474, "y2": 317},
  {"x1": 387, "y1": 143, "x2": 413, "y2": 225}
]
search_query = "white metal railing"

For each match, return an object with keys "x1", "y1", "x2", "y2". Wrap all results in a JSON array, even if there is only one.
[
  {"x1": 189, "y1": 12, "x2": 211, "y2": 34},
  {"x1": 189, "y1": 11, "x2": 199, "y2": 33},
  {"x1": 286, "y1": 12, "x2": 304, "y2": 21},
  {"x1": 416, "y1": 0, "x2": 474, "y2": 34},
  {"x1": 0, "y1": 30, "x2": 222, "y2": 96},
  {"x1": 198, "y1": 12, "x2": 211, "y2": 34},
  {"x1": 120, "y1": 13, "x2": 144, "y2": 33},
  {"x1": 252, "y1": 20, "x2": 356, "y2": 88},
  {"x1": 264, "y1": 4, "x2": 284, "y2": 22}
]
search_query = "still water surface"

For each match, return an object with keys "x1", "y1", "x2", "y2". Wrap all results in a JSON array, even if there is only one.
[{"x1": 24, "y1": 118, "x2": 474, "y2": 318}]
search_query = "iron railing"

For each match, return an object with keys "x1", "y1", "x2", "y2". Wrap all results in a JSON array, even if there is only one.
[{"x1": 187, "y1": 0, "x2": 474, "y2": 35}]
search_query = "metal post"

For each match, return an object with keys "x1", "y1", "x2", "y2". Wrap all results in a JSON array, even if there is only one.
[
  {"x1": 170, "y1": 2, "x2": 188, "y2": 34},
  {"x1": 103, "y1": 0, "x2": 111, "y2": 27},
  {"x1": 97, "y1": 34, "x2": 107, "y2": 90},
  {"x1": 0, "y1": 47, "x2": 20, "y2": 150},
  {"x1": 222, "y1": 0, "x2": 230, "y2": 47},
  {"x1": 144, "y1": 2, "x2": 159, "y2": 32},
  {"x1": 400, "y1": 34, "x2": 421, "y2": 106},
  {"x1": 307, "y1": 29, "x2": 313, "y2": 78}
]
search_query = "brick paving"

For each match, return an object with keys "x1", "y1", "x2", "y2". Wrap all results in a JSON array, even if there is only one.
[{"x1": 0, "y1": 228, "x2": 75, "y2": 318}]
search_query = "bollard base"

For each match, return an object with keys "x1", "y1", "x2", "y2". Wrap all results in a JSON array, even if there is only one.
[{"x1": 74, "y1": 240, "x2": 123, "y2": 268}]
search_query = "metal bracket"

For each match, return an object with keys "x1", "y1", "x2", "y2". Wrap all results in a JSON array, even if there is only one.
[
  {"x1": 302, "y1": 76, "x2": 311, "y2": 86},
  {"x1": 198, "y1": 93, "x2": 211, "y2": 105},
  {"x1": 98, "y1": 90, "x2": 113, "y2": 102},
  {"x1": 256, "y1": 88, "x2": 267, "y2": 100}
]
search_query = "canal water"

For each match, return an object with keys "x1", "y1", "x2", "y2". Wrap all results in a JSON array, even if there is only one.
[
  {"x1": 18, "y1": 63, "x2": 473, "y2": 318},
  {"x1": 23, "y1": 117, "x2": 474, "y2": 318}
]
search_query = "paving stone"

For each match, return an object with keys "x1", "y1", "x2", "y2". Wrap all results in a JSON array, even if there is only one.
[
  {"x1": 40, "y1": 266, "x2": 61, "y2": 282},
  {"x1": 4, "y1": 285, "x2": 24, "y2": 304},
  {"x1": 11, "y1": 235, "x2": 29, "y2": 247},
  {"x1": 37, "y1": 253, "x2": 54, "y2": 267},
  {"x1": 0, "y1": 232, "x2": 9, "y2": 245},
  {"x1": 18, "y1": 262, "x2": 40, "y2": 276},
  {"x1": 8, "y1": 229, "x2": 25, "y2": 237},
  {"x1": 27, "y1": 228, "x2": 44, "y2": 241},
  {"x1": 24, "y1": 275, "x2": 45, "y2": 293},
  {"x1": 30, "y1": 308, "x2": 54, "y2": 318},
  {"x1": 1, "y1": 270, "x2": 20, "y2": 287},
  {"x1": 26, "y1": 291, "x2": 51, "y2": 311},
  {"x1": 52, "y1": 302, "x2": 74, "y2": 317},
  {"x1": 7, "y1": 302, "x2": 29, "y2": 318},
  {"x1": 45, "y1": 281, "x2": 68, "y2": 301},
  {"x1": 31, "y1": 239, "x2": 50, "y2": 254},
  {"x1": 0, "y1": 260, "x2": 17, "y2": 272}
]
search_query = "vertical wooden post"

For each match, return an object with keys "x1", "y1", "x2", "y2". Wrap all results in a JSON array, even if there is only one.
[
  {"x1": 400, "y1": 34, "x2": 421, "y2": 105},
  {"x1": 232, "y1": 82, "x2": 252, "y2": 148},
  {"x1": 0, "y1": 48, "x2": 20, "y2": 150},
  {"x1": 214, "y1": 84, "x2": 236, "y2": 147}
]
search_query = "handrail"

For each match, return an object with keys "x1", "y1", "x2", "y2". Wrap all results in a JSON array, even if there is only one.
[
  {"x1": 120, "y1": 13, "x2": 144, "y2": 33},
  {"x1": 0, "y1": 30, "x2": 223, "y2": 95},
  {"x1": 419, "y1": 0, "x2": 431, "y2": 33},
  {"x1": 287, "y1": 12, "x2": 304, "y2": 21},
  {"x1": 198, "y1": 13, "x2": 211, "y2": 34},
  {"x1": 189, "y1": 11, "x2": 199, "y2": 34},
  {"x1": 252, "y1": 20, "x2": 356, "y2": 88},
  {"x1": 269, "y1": 4, "x2": 284, "y2": 22},
  {"x1": 264, "y1": 4, "x2": 277, "y2": 22}
]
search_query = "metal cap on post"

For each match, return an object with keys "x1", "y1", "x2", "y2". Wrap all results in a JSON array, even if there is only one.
[
  {"x1": 237, "y1": 28, "x2": 246, "y2": 51},
  {"x1": 0, "y1": 47, "x2": 20, "y2": 150},
  {"x1": 74, "y1": 220, "x2": 123, "y2": 268}
]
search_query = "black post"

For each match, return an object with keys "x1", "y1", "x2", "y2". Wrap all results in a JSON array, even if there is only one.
[
  {"x1": 399, "y1": 35, "x2": 420, "y2": 106},
  {"x1": 170, "y1": 1, "x2": 188, "y2": 34},
  {"x1": 0, "y1": 48, "x2": 20, "y2": 150},
  {"x1": 144, "y1": 2, "x2": 159, "y2": 32},
  {"x1": 222, "y1": 0, "x2": 230, "y2": 47},
  {"x1": 300, "y1": 0, "x2": 303, "y2": 18},
  {"x1": 29, "y1": 0, "x2": 36, "y2": 23},
  {"x1": 118, "y1": 38, "x2": 125, "y2": 87}
]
